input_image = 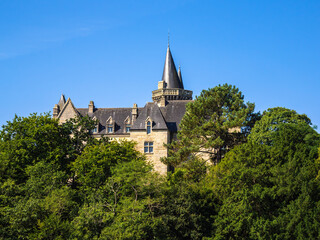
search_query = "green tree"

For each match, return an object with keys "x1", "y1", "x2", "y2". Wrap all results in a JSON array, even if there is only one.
[
  {"x1": 0, "y1": 113, "x2": 98, "y2": 239},
  {"x1": 248, "y1": 107, "x2": 312, "y2": 145},
  {"x1": 70, "y1": 140, "x2": 163, "y2": 239},
  {"x1": 210, "y1": 112, "x2": 320, "y2": 239},
  {"x1": 0, "y1": 113, "x2": 71, "y2": 184},
  {"x1": 164, "y1": 84, "x2": 258, "y2": 167}
]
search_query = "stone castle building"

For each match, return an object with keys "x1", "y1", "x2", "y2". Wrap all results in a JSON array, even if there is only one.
[{"x1": 52, "y1": 45, "x2": 193, "y2": 174}]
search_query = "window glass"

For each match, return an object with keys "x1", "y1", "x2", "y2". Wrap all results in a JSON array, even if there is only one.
[
  {"x1": 108, "y1": 124, "x2": 113, "y2": 133},
  {"x1": 146, "y1": 121, "x2": 151, "y2": 134},
  {"x1": 144, "y1": 141, "x2": 154, "y2": 153},
  {"x1": 126, "y1": 124, "x2": 131, "y2": 133}
]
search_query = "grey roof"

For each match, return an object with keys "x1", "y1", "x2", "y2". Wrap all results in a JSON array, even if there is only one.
[
  {"x1": 77, "y1": 107, "x2": 139, "y2": 135},
  {"x1": 131, "y1": 102, "x2": 168, "y2": 130},
  {"x1": 160, "y1": 100, "x2": 192, "y2": 132},
  {"x1": 177, "y1": 65, "x2": 184, "y2": 89},
  {"x1": 58, "y1": 94, "x2": 66, "y2": 109},
  {"x1": 75, "y1": 101, "x2": 191, "y2": 134},
  {"x1": 162, "y1": 46, "x2": 184, "y2": 89}
]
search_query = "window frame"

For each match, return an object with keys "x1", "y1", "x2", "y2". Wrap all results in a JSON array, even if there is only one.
[
  {"x1": 126, "y1": 124, "x2": 131, "y2": 133},
  {"x1": 144, "y1": 141, "x2": 153, "y2": 153},
  {"x1": 107, "y1": 124, "x2": 113, "y2": 133},
  {"x1": 146, "y1": 121, "x2": 151, "y2": 134}
]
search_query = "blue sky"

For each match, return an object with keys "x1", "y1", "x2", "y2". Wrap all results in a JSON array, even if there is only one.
[{"x1": 0, "y1": 0, "x2": 319, "y2": 129}]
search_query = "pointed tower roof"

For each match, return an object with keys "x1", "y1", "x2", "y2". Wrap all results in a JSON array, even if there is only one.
[
  {"x1": 58, "y1": 94, "x2": 66, "y2": 109},
  {"x1": 161, "y1": 46, "x2": 183, "y2": 89},
  {"x1": 178, "y1": 65, "x2": 184, "y2": 89}
]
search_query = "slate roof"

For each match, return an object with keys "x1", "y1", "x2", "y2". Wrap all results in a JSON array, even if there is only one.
[
  {"x1": 131, "y1": 102, "x2": 168, "y2": 130},
  {"x1": 162, "y1": 46, "x2": 183, "y2": 89},
  {"x1": 160, "y1": 100, "x2": 192, "y2": 132},
  {"x1": 77, "y1": 107, "x2": 142, "y2": 135},
  {"x1": 75, "y1": 100, "x2": 191, "y2": 134}
]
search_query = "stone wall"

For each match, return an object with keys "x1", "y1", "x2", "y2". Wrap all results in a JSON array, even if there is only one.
[
  {"x1": 130, "y1": 129, "x2": 169, "y2": 175},
  {"x1": 58, "y1": 103, "x2": 78, "y2": 123}
]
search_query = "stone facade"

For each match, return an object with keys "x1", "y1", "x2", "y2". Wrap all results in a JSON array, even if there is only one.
[{"x1": 53, "y1": 45, "x2": 193, "y2": 174}]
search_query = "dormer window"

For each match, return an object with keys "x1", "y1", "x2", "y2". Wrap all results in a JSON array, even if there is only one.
[
  {"x1": 124, "y1": 116, "x2": 131, "y2": 133},
  {"x1": 107, "y1": 124, "x2": 113, "y2": 133},
  {"x1": 106, "y1": 116, "x2": 114, "y2": 134},
  {"x1": 147, "y1": 121, "x2": 151, "y2": 134},
  {"x1": 91, "y1": 117, "x2": 99, "y2": 134}
]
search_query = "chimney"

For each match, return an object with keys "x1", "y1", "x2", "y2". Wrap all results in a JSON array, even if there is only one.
[
  {"x1": 53, "y1": 104, "x2": 60, "y2": 118},
  {"x1": 88, "y1": 101, "x2": 95, "y2": 114},
  {"x1": 159, "y1": 96, "x2": 167, "y2": 107},
  {"x1": 132, "y1": 103, "x2": 138, "y2": 122},
  {"x1": 158, "y1": 80, "x2": 166, "y2": 89}
]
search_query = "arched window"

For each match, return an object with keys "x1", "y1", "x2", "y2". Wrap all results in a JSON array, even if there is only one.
[{"x1": 147, "y1": 121, "x2": 151, "y2": 134}]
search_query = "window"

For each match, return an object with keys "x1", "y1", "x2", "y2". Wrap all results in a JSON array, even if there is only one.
[
  {"x1": 144, "y1": 141, "x2": 153, "y2": 153},
  {"x1": 93, "y1": 127, "x2": 98, "y2": 133},
  {"x1": 147, "y1": 121, "x2": 151, "y2": 134},
  {"x1": 126, "y1": 124, "x2": 131, "y2": 133},
  {"x1": 107, "y1": 124, "x2": 113, "y2": 133}
]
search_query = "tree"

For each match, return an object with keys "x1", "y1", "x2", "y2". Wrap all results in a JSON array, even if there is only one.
[
  {"x1": 0, "y1": 113, "x2": 72, "y2": 184},
  {"x1": 0, "y1": 113, "x2": 99, "y2": 239},
  {"x1": 70, "y1": 140, "x2": 163, "y2": 239},
  {"x1": 248, "y1": 107, "x2": 312, "y2": 145},
  {"x1": 163, "y1": 84, "x2": 258, "y2": 167},
  {"x1": 210, "y1": 111, "x2": 320, "y2": 239}
]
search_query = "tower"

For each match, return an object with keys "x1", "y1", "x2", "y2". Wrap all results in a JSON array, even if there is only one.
[{"x1": 152, "y1": 45, "x2": 192, "y2": 107}]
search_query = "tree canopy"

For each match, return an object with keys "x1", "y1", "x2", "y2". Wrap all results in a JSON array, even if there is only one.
[
  {"x1": 163, "y1": 83, "x2": 258, "y2": 167},
  {"x1": 1, "y1": 85, "x2": 320, "y2": 239}
]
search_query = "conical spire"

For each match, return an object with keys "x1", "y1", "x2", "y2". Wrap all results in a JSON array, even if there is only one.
[
  {"x1": 161, "y1": 46, "x2": 183, "y2": 89},
  {"x1": 178, "y1": 65, "x2": 184, "y2": 89},
  {"x1": 58, "y1": 94, "x2": 66, "y2": 109}
]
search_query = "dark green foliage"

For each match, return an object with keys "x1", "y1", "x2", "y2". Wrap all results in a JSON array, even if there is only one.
[
  {"x1": 1, "y1": 92, "x2": 320, "y2": 239},
  {"x1": 0, "y1": 113, "x2": 71, "y2": 184},
  {"x1": 248, "y1": 107, "x2": 312, "y2": 145},
  {"x1": 210, "y1": 111, "x2": 320, "y2": 239},
  {"x1": 163, "y1": 84, "x2": 258, "y2": 167}
]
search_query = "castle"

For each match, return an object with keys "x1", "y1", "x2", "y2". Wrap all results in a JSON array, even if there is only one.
[{"x1": 52, "y1": 45, "x2": 193, "y2": 174}]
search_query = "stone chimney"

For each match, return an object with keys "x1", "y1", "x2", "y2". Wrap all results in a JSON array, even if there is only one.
[
  {"x1": 88, "y1": 101, "x2": 95, "y2": 114},
  {"x1": 158, "y1": 80, "x2": 166, "y2": 89},
  {"x1": 159, "y1": 96, "x2": 166, "y2": 107},
  {"x1": 132, "y1": 103, "x2": 138, "y2": 122},
  {"x1": 53, "y1": 104, "x2": 60, "y2": 118}
]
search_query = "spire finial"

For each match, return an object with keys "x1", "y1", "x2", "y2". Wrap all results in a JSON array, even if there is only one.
[{"x1": 168, "y1": 30, "x2": 170, "y2": 48}]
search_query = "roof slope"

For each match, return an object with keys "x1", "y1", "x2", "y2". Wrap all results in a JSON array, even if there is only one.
[
  {"x1": 131, "y1": 102, "x2": 168, "y2": 130},
  {"x1": 77, "y1": 108, "x2": 135, "y2": 134},
  {"x1": 160, "y1": 100, "x2": 192, "y2": 132},
  {"x1": 162, "y1": 46, "x2": 183, "y2": 89}
]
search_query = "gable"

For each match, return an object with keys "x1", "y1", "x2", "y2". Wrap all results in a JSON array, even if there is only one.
[
  {"x1": 58, "y1": 98, "x2": 79, "y2": 123},
  {"x1": 131, "y1": 102, "x2": 167, "y2": 130}
]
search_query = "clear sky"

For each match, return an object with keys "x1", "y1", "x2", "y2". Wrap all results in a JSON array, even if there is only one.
[{"x1": 0, "y1": 0, "x2": 319, "y2": 129}]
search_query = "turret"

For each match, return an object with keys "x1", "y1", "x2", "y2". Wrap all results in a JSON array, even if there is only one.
[
  {"x1": 53, "y1": 104, "x2": 59, "y2": 118},
  {"x1": 152, "y1": 44, "x2": 192, "y2": 106}
]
